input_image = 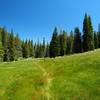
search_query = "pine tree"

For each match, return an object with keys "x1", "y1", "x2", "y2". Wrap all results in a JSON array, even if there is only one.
[
  {"x1": 34, "y1": 43, "x2": 37, "y2": 58},
  {"x1": 67, "y1": 31, "x2": 74, "y2": 54},
  {"x1": 28, "y1": 40, "x2": 34, "y2": 57},
  {"x1": 22, "y1": 41, "x2": 25, "y2": 58},
  {"x1": 94, "y1": 32, "x2": 99, "y2": 49},
  {"x1": 59, "y1": 30, "x2": 67, "y2": 56},
  {"x1": 0, "y1": 28, "x2": 3, "y2": 42},
  {"x1": 22, "y1": 40, "x2": 29, "y2": 58},
  {"x1": 88, "y1": 16, "x2": 94, "y2": 49},
  {"x1": 98, "y1": 32, "x2": 100, "y2": 48},
  {"x1": 36, "y1": 38, "x2": 46, "y2": 58},
  {"x1": 49, "y1": 27, "x2": 60, "y2": 58},
  {"x1": 39, "y1": 43, "x2": 43, "y2": 58},
  {"x1": 42, "y1": 37, "x2": 46, "y2": 57},
  {"x1": 1, "y1": 27, "x2": 8, "y2": 47},
  {"x1": 73, "y1": 27, "x2": 82, "y2": 53},
  {"x1": 9, "y1": 30, "x2": 15, "y2": 61},
  {"x1": 1, "y1": 28, "x2": 9, "y2": 61},
  {"x1": 98, "y1": 24, "x2": 100, "y2": 48},
  {"x1": 0, "y1": 42, "x2": 4, "y2": 61},
  {"x1": 45, "y1": 42, "x2": 49, "y2": 57},
  {"x1": 14, "y1": 33, "x2": 22, "y2": 60},
  {"x1": 34, "y1": 40, "x2": 40, "y2": 58},
  {"x1": 83, "y1": 14, "x2": 94, "y2": 52}
]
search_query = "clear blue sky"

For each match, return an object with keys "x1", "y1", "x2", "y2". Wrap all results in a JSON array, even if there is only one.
[{"x1": 0, "y1": 0, "x2": 100, "y2": 42}]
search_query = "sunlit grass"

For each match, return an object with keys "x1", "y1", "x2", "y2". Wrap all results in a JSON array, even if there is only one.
[{"x1": 0, "y1": 49, "x2": 99, "y2": 100}]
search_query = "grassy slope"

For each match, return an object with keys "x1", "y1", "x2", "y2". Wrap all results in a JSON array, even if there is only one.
[{"x1": 0, "y1": 49, "x2": 99, "y2": 100}]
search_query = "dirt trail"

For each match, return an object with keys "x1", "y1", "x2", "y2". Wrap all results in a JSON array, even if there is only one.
[{"x1": 34, "y1": 60, "x2": 53, "y2": 100}]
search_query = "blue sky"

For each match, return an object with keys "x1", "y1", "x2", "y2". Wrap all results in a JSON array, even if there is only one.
[{"x1": 0, "y1": 0, "x2": 100, "y2": 42}]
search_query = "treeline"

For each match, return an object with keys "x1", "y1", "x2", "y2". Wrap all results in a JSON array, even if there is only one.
[
  {"x1": 49, "y1": 14, "x2": 100, "y2": 57},
  {"x1": 0, "y1": 13, "x2": 100, "y2": 61},
  {"x1": 0, "y1": 27, "x2": 50, "y2": 61},
  {"x1": 0, "y1": 28, "x2": 48, "y2": 61}
]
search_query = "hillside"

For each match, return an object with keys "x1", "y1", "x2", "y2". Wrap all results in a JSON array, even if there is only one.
[{"x1": 0, "y1": 49, "x2": 99, "y2": 100}]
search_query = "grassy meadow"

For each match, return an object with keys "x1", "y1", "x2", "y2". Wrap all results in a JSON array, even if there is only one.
[{"x1": 0, "y1": 49, "x2": 99, "y2": 100}]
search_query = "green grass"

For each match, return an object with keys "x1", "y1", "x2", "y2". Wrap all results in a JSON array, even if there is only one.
[{"x1": 0, "y1": 49, "x2": 100, "y2": 100}]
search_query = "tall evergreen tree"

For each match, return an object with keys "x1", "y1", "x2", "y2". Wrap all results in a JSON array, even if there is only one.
[
  {"x1": 0, "y1": 42, "x2": 4, "y2": 61},
  {"x1": 73, "y1": 27, "x2": 82, "y2": 53},
  {"x1": 94, "y1": 32, "x2": 99, "y2": 49},
  {"x1": 34, "y1": 40, "x2": 40, "y2": 58},
  {"x1": 28, "y1": 40, "x2": 34, "y2": 57},
  {"x1": 83, "y1": 14, "x2": 94, "y2": 52},
  {"x1": 1, "y1": 27, "x2": 8, "y2": 47},
  {"x1": 98, "y1": 24, "x2": 100, "y2": 48},
  {"x1": 97, "y1": 24, "x2": 100, "y2": 48},
  {"x1": 36, "y1": 38, "x2": 46, "y2": 58},
  {"x1": 14, "y1": 33, "x2": 22, "y2": 60},
  {"x1": 33, "y1": 43, "x2": 37, "y2": 57},
  {"x1": 39, "y1": 43, "x2": 43, "y2": 58},
  {"x1": 45, "y1": 42, "x2": 49, "y2": 57},
  {"x1": 49, "y1": 27, "x2": 60, "y2": 58},
  {"x1": 42, "y1": 37, "x2": 46, "y2": 57},
  {"x1": 1, "y1": 28, "x2": 9, "y2": 61},
  {"x1": 98, "y1": 32, "x2": 100, "y2": 48},
  {"x1": 67, "y1": 31, "x2": 74, "y2": 54},
  {"x1": 22, "y1": 40, "x2": 29, "y2": 58},
  {"x1": 0, "y1": 28, "x2": 3, "y2": 42},
  {"x1": 59, "y1": 30, "x2": 67, "y2": 56},
  {"x1": 9, "y1": 30, "x2": 15, "y2": 61}
]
